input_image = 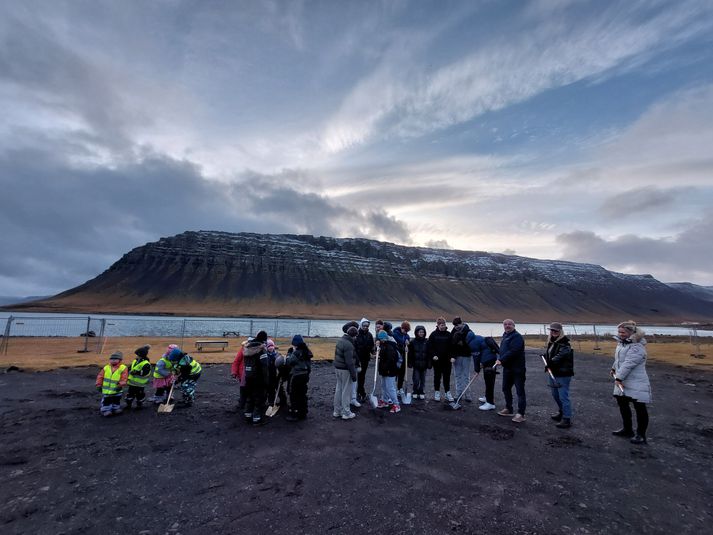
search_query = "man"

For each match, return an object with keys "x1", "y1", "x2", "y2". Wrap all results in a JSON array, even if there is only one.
[
  {"x1": 495, "y1": 319, "x2": 527, "y2": 423},
  {"x1": 354, "y1": 318, "x2": 375, "y2": 403},
  {"x1": 428, "y1": 317, "x2": 452, "y2": 401},
  {"x1": 334, "y1": 326, "x2": 359, "y2": 420}
]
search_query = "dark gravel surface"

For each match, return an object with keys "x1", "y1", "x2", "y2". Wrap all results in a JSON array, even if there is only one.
[{"x1": 1, "y1": 349, "x2": 712, "y2": 535}]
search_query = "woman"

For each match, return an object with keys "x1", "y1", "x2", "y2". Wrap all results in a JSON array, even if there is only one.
[
  {"x1": 611, "y1": 320, "x2": 652, "y2": 445},
  {"x1": 542, "y1": 322, "x2": 574, "y2": 428}
]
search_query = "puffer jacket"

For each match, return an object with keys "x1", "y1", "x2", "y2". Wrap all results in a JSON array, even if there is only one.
[
  {"x1": 498, "y1": 330, "x2": 526, "y2": 371},
  {"x1": 408, "y1": 328, "x2": 430, "y2": 371},
  {"x1": 612, "y1": 334, "x2": 651, "y2": 403},
  {"x1": 427, "y1": 327, "x2": 451, "y2": 362},
  {"x1": 355, "y1": 328, "x2": 375, "y2": 360},
  {"x1": 286, "y1": 346, "x2": 312, "y2": 377},
  {"x1": 378, "y1": 340, "x2": 399, "y2": 377},
  {"x1": 334, "y1": 334, "x2": 358, "y2": 381},
  {"x1": 469, "y1": 334, "x2": 498, "y2": 371},
  {"x1": 544, "y1": 335, "x2": 574, "y2": 377}
]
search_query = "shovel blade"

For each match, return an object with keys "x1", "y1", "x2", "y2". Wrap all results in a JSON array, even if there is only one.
[
  {"x1": 448, "y1": 401, "x2": 462, "y2": 410},
  {"x1": 369, "y1": 394, "x2": 379, "y2": 409},
  {"x1": 157, "y1": 403, "x2": 174, "y2": 413},
  {"x1": 403, "y1": 392, "x2": 412, "y2": 405},
  {"x1": 265, "y1": 405, "x2": 280, "y2": 418}
]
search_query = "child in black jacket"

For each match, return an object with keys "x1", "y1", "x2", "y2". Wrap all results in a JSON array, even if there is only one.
[
  {"x1": 284, "y1": 334, "x2": 313, "y2": 421},
  {"x1": 408, "y1": 325, "x2": 430, "y2": 399}
]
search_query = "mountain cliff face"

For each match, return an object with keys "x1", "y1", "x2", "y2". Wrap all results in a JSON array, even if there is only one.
[{"x1": 13, "y1": 231, "x2": 713, "y2": 322}]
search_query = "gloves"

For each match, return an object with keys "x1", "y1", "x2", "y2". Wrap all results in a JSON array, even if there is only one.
[
  {"x1": 450, "y1": 358, "x2": 455, "y2": 364},
  {"x1": 432, "y1": 355, "x2": 439, "y2": 361},
  {"x1": 356, "y1": 367, "x2": 362, "y2": 373},
  {"x1": 609, "y1": 369, "x2": 615, "y2": 377}
]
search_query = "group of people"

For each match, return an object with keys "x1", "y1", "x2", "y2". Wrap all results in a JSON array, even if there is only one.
[{"x1": 94, "y1": 317, "x2": 652, "y2": 444}]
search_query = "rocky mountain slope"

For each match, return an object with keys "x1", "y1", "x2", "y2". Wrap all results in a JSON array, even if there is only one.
[{"x1": 10, "y1": 231, "x2": 713, "y2": 322}]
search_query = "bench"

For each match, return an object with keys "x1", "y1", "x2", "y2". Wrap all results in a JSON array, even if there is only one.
[{"x1": 194, "y1": 340, "x2": 229, "y2": 352}]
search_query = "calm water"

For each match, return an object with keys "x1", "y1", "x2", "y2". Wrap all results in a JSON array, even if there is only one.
[{"x1": 1, "y1": 311, "x2": 710, "y2": 338}]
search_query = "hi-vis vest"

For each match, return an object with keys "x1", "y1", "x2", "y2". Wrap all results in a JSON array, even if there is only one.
[
  {"x1": 102, "y1": 364, "x2": 127, "y2": 396},
  {"x1": 187, "y1": 358, "x2": 202, "y2": 376},
  {"x1": 128, "y1": 358, "x2": 151, "y2": 387},
  {"x1": 153, "y1": 357, "x2": 174, "y2": 379}
]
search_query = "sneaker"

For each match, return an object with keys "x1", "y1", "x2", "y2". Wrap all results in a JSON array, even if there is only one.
[
  {"x1": 333, "y1": 411, "x2": 341, "y2": 418},
  {"x1": 350, "y1": 399, "x2": 362, "y2": 408},
  {"x1": 390, "y1": 404, "x2": 401, "y2": 414},
  {"x1": 434, "y1": 391, "x2": 441, "y2": 401},
  {"x1": 398, "y1": 388, "x2": 404, "y2": 398},
  {"x1": 630, "y1": 434, "x2": 647, "y2": 445},
  {"x1": 498, "y1": 408, "x2": 513, "y2": 416},
  {"x1": 419, "y1": 394, "x2": 426, "y2": 400},
  {"x1": 556, "y1": 418, "x2": 571, "y2": 429},
  {"x1": 612, "y1": 428, "x2": 635, "y2": 438},
  {"x1": 342, "y1": 411, "x2": 356, "y2": 420},
  {"x1": 478, "y1": 396, "x2": 486, "y2": 403},
  {"x1": 377, "y1": 400, "x2": 389, "y2": 409},
  {"x1": 511, "y1": 413, "x2": 526, "y2": 423},
  {"x1": 551, "y1": 412, "x2": 563, "y2": 422},
  {"x1": 479, "y1": 402, "x2": 496, "y2": 411},
  {"x1": 445, "y1": 391, "x2": 454, "y2": 402}
]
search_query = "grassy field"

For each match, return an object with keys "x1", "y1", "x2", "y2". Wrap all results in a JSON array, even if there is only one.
[{"x1": 1, "y1": 334, "x2": 710, "y2": 370}]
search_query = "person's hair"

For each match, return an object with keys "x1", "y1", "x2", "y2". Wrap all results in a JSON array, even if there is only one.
[
  {"x1": 375, "y1": 319, "x2": 384, "y2": 326},
  {"x1": 401, "y1": 321, "x2": 411, "y2": 331},
  {"x1": 436, "y1": 317, "x2": 446, "y2": 325}
]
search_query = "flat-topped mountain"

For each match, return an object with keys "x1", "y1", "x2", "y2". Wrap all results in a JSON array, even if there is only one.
[{"x1": 10, "y1": 231, "x2": 713, "y2": 322}]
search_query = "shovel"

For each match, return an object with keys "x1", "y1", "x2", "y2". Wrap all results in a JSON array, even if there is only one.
[
  {"x1": 157, "y1": 380, "x2": 176, "y2": 413},
  {"x1": 265, "y1": 379, "x2": 283, "y2": 417},
  {"x1": 402, "y1": 344, "x2": 412, "y2": 405},
  {"x1": 448, "y1": 373, "x2": 479, "y2": 410},
  {"x1": 369, "y1": 348, "x2": 381, "y2": 409},
  {"x1": 541, "y1": 355, "x2": 561, "y2": 388}
]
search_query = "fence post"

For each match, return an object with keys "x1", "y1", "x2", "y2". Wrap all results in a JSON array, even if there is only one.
[
  {"x1": 180, "y1": 319, "x2": 186, "y2": 349},
  {"x1": 274, "y1": 320, "x2": 278, "y2": 338},
  {"x1": 77, "y1": 316, "x2": 91, "y2": 353},
  {"x1": 593, "y1": 324, "x2": 600, "y2": 350},
  {"x1": 249, "y1": 320, "x2": 254, "y2": 337},
  {"x1": 96, "y1": 319, "x2": 106, "y2": 353},
  {"x1": 0, "y1": 315, "x2": 13, "y2": 355},
  {"x1": 307, "y1": 319, "x2": 311, "y2": 337}
]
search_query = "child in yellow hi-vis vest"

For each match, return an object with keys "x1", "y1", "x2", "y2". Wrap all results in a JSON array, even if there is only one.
[
  {"x1": 125, "y1": 345, "x2": 152, "y2": 410},
  {"x1": 95, "y1": 351, "x2": 128, "y2": 417}
]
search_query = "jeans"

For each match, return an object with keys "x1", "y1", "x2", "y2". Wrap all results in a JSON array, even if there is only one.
[
  {"x1": 412, "y1": 368, "x2": 426, "y2": 395},
  {"x1": 333, "y1": 368, "x2": 352, "y2": 416},
  {"x1": 381, "y1": 375, "x2": 398, "y2": 405},
  {"x1": 502, "y1": 368, "x2": 526, "y2": 415},
  {"x1": 453, "y1": 356, "x2": 472, "y2": 400},
  {"x1": 548, "y1": 375, "x2": 572, "y2": 418}
]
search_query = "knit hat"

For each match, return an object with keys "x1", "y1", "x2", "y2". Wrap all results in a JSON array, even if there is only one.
[
  {"x1": 291, "y1": 334, "x2": 304, "y2": 346},
  {"x1": 255, "y1": 330, "x2": 268, "y2": 343},
  {"x1": 164, "y1": 343, "x2": 179, "y2": 357},
  {"x1": 266, "y1": 339, "x2": 276, "y2": 350},
  {"x1": 134, "y1": 345, "x2": 151, "y2": 358},
  {"x1": 452, "y1": 317, "x2": 463, "y2": 326},
  {"x1": 342, "y1": 321, "x2": 359, "y2": 334},
  {"x1": 347, "y1": 326, "x2": 358, "y2": 337},
  {"x1": 549, "y1": 322, "x2": 563, "y2": 333},
  {"x1": 383, "y1": 321, "x2": 393, "y2": 332},
  {"x1": 109, "y1": 351, "x2": 123, "y2": 361},
  {"x1": 377, "y1": 330, "x2": 388, "y2": 341},
  {"x1": 167, "y1": 347, "x2": 183, "y2": 362}
]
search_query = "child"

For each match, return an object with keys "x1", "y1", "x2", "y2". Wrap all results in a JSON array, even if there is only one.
[
  {"x1": 152, "y1": 344, "x2": 177, "y2": 404},
  {"x1": 408, "y1": 325, "x2": 430, "y2": 399},
  {"x1": 167, "y1": 348, "x2": 202, "y2": 406},
  {"x1": 376, "y1": 331, "x2": 400, "y2": 413},
  {"x1": 125, "y1": 345, "x2": 152, "y2": 409},
  {"x1": 284, "y1": 334, "x2": 312, "y2": 421},
  {"x1": 95, "y1": 351, "x2": 128, "y2": 417},
  {"x1": 243, "y1": 333, "x2": 269, "y2": 425},
  {"x1": 231, "y1": 339, "x2": 249, "y2": 413}
]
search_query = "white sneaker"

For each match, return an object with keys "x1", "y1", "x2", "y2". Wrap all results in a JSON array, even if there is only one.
[
  {"x1": 350, "y1": 399, "x2": 362, "y2": 408},
  {"x1": 434, "y1": 391, "x2": 441, "y2": 401},
  {"x1": 479, "y1": 402, "x2": 496, "y2": 411},
  {"x1": 478, "y1": 396, "x2": 486, "y2": 402},
  {"x1": 397, "y1": 388, "x2": 404, "y2": 398},
  {"x1": 420, "y1": 394, "x2": 426, "y2": 400},
  {"x1": 445, "y1": 391, "x2": 455, "y2": 402},
  {"x1": 342, "y1": 411, "x2": 356, "y2": 420},
  {"x1": 333, "y1": 411, "x2": 341, "y2": 418}
]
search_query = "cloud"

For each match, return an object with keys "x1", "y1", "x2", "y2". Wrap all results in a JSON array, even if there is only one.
[
  {"x1": 425, "y1": 240, "x2": 452, "y2": 250},
  {"x1": 599, "y1": 186, "x2": 677, "y2": 219}
]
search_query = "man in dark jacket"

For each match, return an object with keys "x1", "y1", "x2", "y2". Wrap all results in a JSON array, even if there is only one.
[
  {"x1": 543, "y1": 322, "x2": 574, "y2": 428},
  {"x1": 428, "y1": 317, "x2": 452, "y2": 402},
  {"x1": 354, "y1": 318, "x2": 375, "y2": 403},
  {"x1": 495, "y1": 319, "x2": 527, "y2": 423},
  {"x1": 334, "y1": 326, "x2": 359, "y2": 420}
]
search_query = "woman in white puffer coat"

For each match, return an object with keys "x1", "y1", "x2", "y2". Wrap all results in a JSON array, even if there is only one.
[{"x1": 611, "y1": 320, "x2": 652, "y2": 445}]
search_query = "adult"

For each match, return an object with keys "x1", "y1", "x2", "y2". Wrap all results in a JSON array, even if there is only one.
[
  {"x1": 611, "y1": 321, "x2": 652, "y2": 445},
  {"x1": 340, "y1": 320, "x2": 361, "y2": 408},
  {"x1": 354, "y1": 318, "x2": 375, "y2": 403},
  {"x1": 450, "y1": 317, "x2": 474, "y2": 403},
  {"x1": 470, "y1": 333, "x2": 499, "y2": 411},
  {"x1": 542, "y1": 322, "x2": 574, "y2": 428},
  {"x1": 392, "y1": 321, "x2": 411, "y2": 397},
  {"x1": 428, "y1": 317, "x2": 453, "y2": 402},
  {"x1": 334, "y1": 326, "x2": 359, "y2": 420},
  {"x1": 495, "y1": 319, "x2": 526, "y2": 423}
]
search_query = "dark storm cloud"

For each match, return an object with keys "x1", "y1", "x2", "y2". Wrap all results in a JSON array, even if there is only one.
[
  {"x1": 599, "y1": 186, "x2": 676, "y2": 219},
  {"x1": 0, "y1": 148, "x2": 411, "y2": 295},
  {"x1": 557, "y1": 219, "x2": 713, "y2": 282}
]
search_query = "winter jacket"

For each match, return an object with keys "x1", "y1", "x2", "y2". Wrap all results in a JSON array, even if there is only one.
[
  {"x1": 392, "y1": 327, "x2": 411, "y2": 357},
  {"x1": 355, "y1": 328, "x2": 375, "y2": 360},
  {"x1": 408, "y1": 334, "x2": 431, "y2": 371},
  {"x1": 286, "y1": 345, "x2": 312, "y2": 377},
  {"x1": 427, "y1": 327, "x2": 451, "y2": 364},
  {"x1": 469, "y1": 334, "x2": 498, "y2": 371},
  {"x1": 544, "y1": 335, "x2": 574, "y2": 377},
  {"x1": 244, "y1": 341, "x2": 270, "y2": 386},
  {"x1": 334, "y1": 334, "x2": 358, "y2": 381},
  {"x1": 95, "y1": 363, "x2": 128, "y2": 390},
  {"x1": 498, "y1": 330, "x2": 526, "y2": 371},
  {"x1": 378, "y1": 340, "x2": 399, "y2": 377},
  {"x1": 176, "y1": 354, "x2": 202, "y2": 380},
  {"x1": 231, "y1": 347, "x2": 246, "y2": 386},
  {"x1": 449, "y1": 324, "x2": 473, "y2": 357},
  {"x1": 612, "y1": 335, "x2": 651, "y2": 403}
]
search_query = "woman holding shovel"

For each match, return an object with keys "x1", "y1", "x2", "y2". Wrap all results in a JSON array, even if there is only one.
[{"x1": 542, "y1": 322, "x2": 574, "y2": 428}]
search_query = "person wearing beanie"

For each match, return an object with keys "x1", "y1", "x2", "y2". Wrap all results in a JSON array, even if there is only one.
[
  {"x1": 265, "y1": 339, "x2": 286, "y2": 409},
  {"x1": 284, "y1": 334, "x2": 313, "y2": 421},
  {"x1": 542, "y1": 323, "x2": 574, "y2": 428},
  {"x1": 255, "y1": 330, "x2": 269, "y2": 343},
  {"x1": 354, "y1": 317, "x2": 375, "y2": 403},
  {"x1": 125, "y1": 345, "x2": 152, "y2": 410},
  {"x1": 334, "y1": 326, "x2": 359, "y2": 420},
  {"x1": 95, "y1": 351, "x2": 128, "y2": 417},
  {"x1": 151, "y1": 344, "x2": 178, "y2": 404},
  {"x1": 407, "y1": 325, "x2": 431, "y2": 399},
  {"x1": 172, "y1": 349, "x2": 202, "y2": 407},
  {"x1": 242, "y1": 337, "x2": 270, "y2": 425},
  {"x1": 611, "y1": 320, "x2": 651, "y2": 445},
  {"x1": 376, "y1": 330, "x2": 401, "y2": 413},
  {"x1": 428, "y1": 318, "x2": 452, "y2": 402},
  {"x1": 342, "y1": 324, "x2": 362, "y2": 408},
  {"x1": 495, "y1": 319, "x2": 527, "y2": 423},
  {"x1": 392, "y1": 321, "x2": 411, "y2": 398}
]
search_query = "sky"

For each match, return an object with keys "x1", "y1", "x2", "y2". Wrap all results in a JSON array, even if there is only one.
[{"x1": 1, "y1": 0, "x2": 713, "y2": 296}]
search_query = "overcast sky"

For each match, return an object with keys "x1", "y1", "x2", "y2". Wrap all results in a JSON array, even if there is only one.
[{"x1": 1, "y1": 0, "x2": 712, "y2": 296}]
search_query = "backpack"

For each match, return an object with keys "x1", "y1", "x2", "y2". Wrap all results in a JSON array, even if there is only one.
[
  {"x1": 484, "y1": 336, "x2": 500, "y2": 354},
  {"x1": 244, "y1": 346, "x2": 263, "y2": 380}
]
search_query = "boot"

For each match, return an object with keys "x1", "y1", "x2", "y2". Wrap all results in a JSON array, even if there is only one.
[
  {"x1": 630, "y1": 434, "x2": 647, "y2": 445},
  {"x1": 612, "y1": 428, "x2": 634, "y2": 438},
  {"x1": 125, "y1": 400, "x2": 134, "y2": 410},
  {"x1": 551, "y1": 411, "x2": 563, "y2": 422},
  {"x1": 556, "y1": 418, "x2": 571, "y2": 429}
]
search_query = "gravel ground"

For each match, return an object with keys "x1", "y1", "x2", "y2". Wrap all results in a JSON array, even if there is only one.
[{"x1": 1, "y1": 349, "x2": 712, "y2": 535}]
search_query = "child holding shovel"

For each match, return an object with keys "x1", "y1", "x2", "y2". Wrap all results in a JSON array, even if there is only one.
[{"x1": 152, "y1": 344, "x2": 177, "y2": 404}]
